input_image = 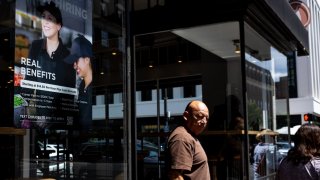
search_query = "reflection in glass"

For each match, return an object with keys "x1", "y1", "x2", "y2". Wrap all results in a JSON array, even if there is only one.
[
  {"x1": 245, "y1": 23, "x2": 289, "y2": 179},
  {"x1": 135, "y1": 21, "x2": 244, "y2": 179}
]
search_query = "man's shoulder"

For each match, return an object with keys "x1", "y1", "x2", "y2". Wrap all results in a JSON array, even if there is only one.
[
  {"x1": 168, "y1": 126, "x2": 193, "y2": 142},
  {"x1": 169, "y1": 126, "x2": 188, "y2": 136}
]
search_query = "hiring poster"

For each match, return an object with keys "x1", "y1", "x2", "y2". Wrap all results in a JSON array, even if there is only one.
[{"x1": 14, "y1": 0, "x2": 93, "y2": 131}]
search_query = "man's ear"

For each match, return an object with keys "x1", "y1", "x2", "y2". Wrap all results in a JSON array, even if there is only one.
[
  {"x1": 84, "y1": 57, "x2": 91, "y2": 65},
  {"x1": 183, "y1": 111, "x2": 189, "y2": 121}
]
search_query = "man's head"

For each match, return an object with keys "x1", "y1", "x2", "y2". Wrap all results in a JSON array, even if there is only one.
[
  {"x1": 65, "y1": 34, "x2": 93, "y2": 78},
  {"x1": 256, "y1": 129, "x2": 273, "y2": 142},
  {"x1": 183, "y1": 100, "x2": 209, "y2": 135},
  {"x1": 65, "y1": 34, "x2": 93, "y2": 63}
]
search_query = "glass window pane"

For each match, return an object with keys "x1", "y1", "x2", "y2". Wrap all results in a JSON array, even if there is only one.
[
  {"x1": 12, "y1": 0, "x2": 127, "y2": 179},
  {"x1": 245, "y1": 23, "x2": 289, "y2": 179},
  {"x1": 135, "y1": 21, "x2": 244, "y2": 180}
]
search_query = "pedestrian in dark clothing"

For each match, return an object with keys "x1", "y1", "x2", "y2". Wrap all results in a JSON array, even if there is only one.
[{"x1": 276, "y1": 123, "x2": 320, "y2": 180}]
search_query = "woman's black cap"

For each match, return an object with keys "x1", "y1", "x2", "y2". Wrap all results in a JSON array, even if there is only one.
[{"x1": 37, "y1": 1, "x2": 63, "y2": 26}]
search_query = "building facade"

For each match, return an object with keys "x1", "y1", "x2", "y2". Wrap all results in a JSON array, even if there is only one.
[
  {"x1": 0, "y1": 0, "x2": 310, "y2": 179},
  {"x1": 289, "y1": 0, "x2": 320, "y2": 124}
]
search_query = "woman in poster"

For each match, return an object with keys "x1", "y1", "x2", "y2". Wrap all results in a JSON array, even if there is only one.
[
  {"x1": 28, "y1": 1, "x2": 74, "y2": 86},
  {"x1": 24, "y1": 1, "x2": 76, "y2": 129}
]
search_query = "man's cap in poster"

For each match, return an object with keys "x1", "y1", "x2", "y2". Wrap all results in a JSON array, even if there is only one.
[
  {"x1": 64, "y1": 34, "x2": 93, "y2": 64},
  {"x1": 37, "y1": 1, "x2": 63, "y2": 26}
]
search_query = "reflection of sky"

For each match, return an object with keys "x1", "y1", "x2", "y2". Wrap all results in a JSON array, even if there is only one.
[
  {"x1": 272, "y1": 47, "x2": 287, "y2": 82},
  {"x1": 245, "y1": 47, "x2": 287, "y2": 82}
]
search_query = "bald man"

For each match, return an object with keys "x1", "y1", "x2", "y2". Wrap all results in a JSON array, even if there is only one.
[{"x1": 167, "y1": 100, "x2": 210, "y2": 180}]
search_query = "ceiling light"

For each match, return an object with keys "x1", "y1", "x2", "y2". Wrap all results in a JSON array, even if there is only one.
[
  {"x1": 177, "y1": 56, "x2": 183, "y2": 63},
  {"x1": 148, "y1": 61, "x2": 154, "y2": 68},
  {"x1": 235, "y1": 45, "x2": 240, "y2": 54},
  {"x1": 233, "y1": 39, "x2": 241, "y2": 54},
  {"x1": 100, "y1": 67, "x2": 105, "y2": 74}
]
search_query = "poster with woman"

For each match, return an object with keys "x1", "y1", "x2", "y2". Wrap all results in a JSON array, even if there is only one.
[{"x1": 14, "y1": 0, "x2": 93, "y2": 130}]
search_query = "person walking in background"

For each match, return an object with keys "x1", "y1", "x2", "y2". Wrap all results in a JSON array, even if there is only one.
[
  {"x1": 65, "y1": 34, "x2": 93, "y2": 132},
  {"x1": 167, "y1": 100, "x2": 210, "y2": 180},
  {"x1": 276, "y1": 123, "x2": 320, "y2": 180},
  {"x1": 253, "y1": 129, "x2": 275, "y2": 179}
]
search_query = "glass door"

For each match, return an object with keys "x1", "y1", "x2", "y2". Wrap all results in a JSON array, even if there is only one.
[
  {"x1": 134, "y1": 21, "x2": 245, "y2": 180},
  {"x1": 244, "y1": 22, "x2": 289, "y2": 179}
]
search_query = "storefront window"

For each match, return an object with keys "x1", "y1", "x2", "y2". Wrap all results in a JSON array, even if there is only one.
[
  {"x1": 244, "y1": 23, "x2": 289, "y2": 179},
  {"x1": 0, "y1": 1, "x2": 304, "y2": 179},
  {"x1": 11, "y1": 0, "x2": 127, "y2": 179},
  {"x1": 134, "y1": 21, "x2": 245, "y2": 179}
]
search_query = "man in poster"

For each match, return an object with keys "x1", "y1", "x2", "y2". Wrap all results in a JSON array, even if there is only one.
[{"x1": 65, "y1": 34, "x2": 93, "y2": 132}]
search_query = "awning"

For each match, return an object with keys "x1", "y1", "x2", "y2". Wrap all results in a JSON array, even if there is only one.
[
  {"x1": 248, "y1": 0, "x2": 309, "y2": 55},
  {"x1": 276, "y1": 125, "x2": 301, "y2": 135},
  {"x1": 133, "y1": 0, "x2": 309, "y2": 55}
]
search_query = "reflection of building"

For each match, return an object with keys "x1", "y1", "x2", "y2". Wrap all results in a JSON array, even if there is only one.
[
  {"x1": 276, "y1": 76, "x2": 288, "y2": 99},
  {"x1": 246, "y1": 60, "x2": 274, "y2": 130},
  {"x1": 246, "y1": 61, "x2": 273, "y2": 107}
]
